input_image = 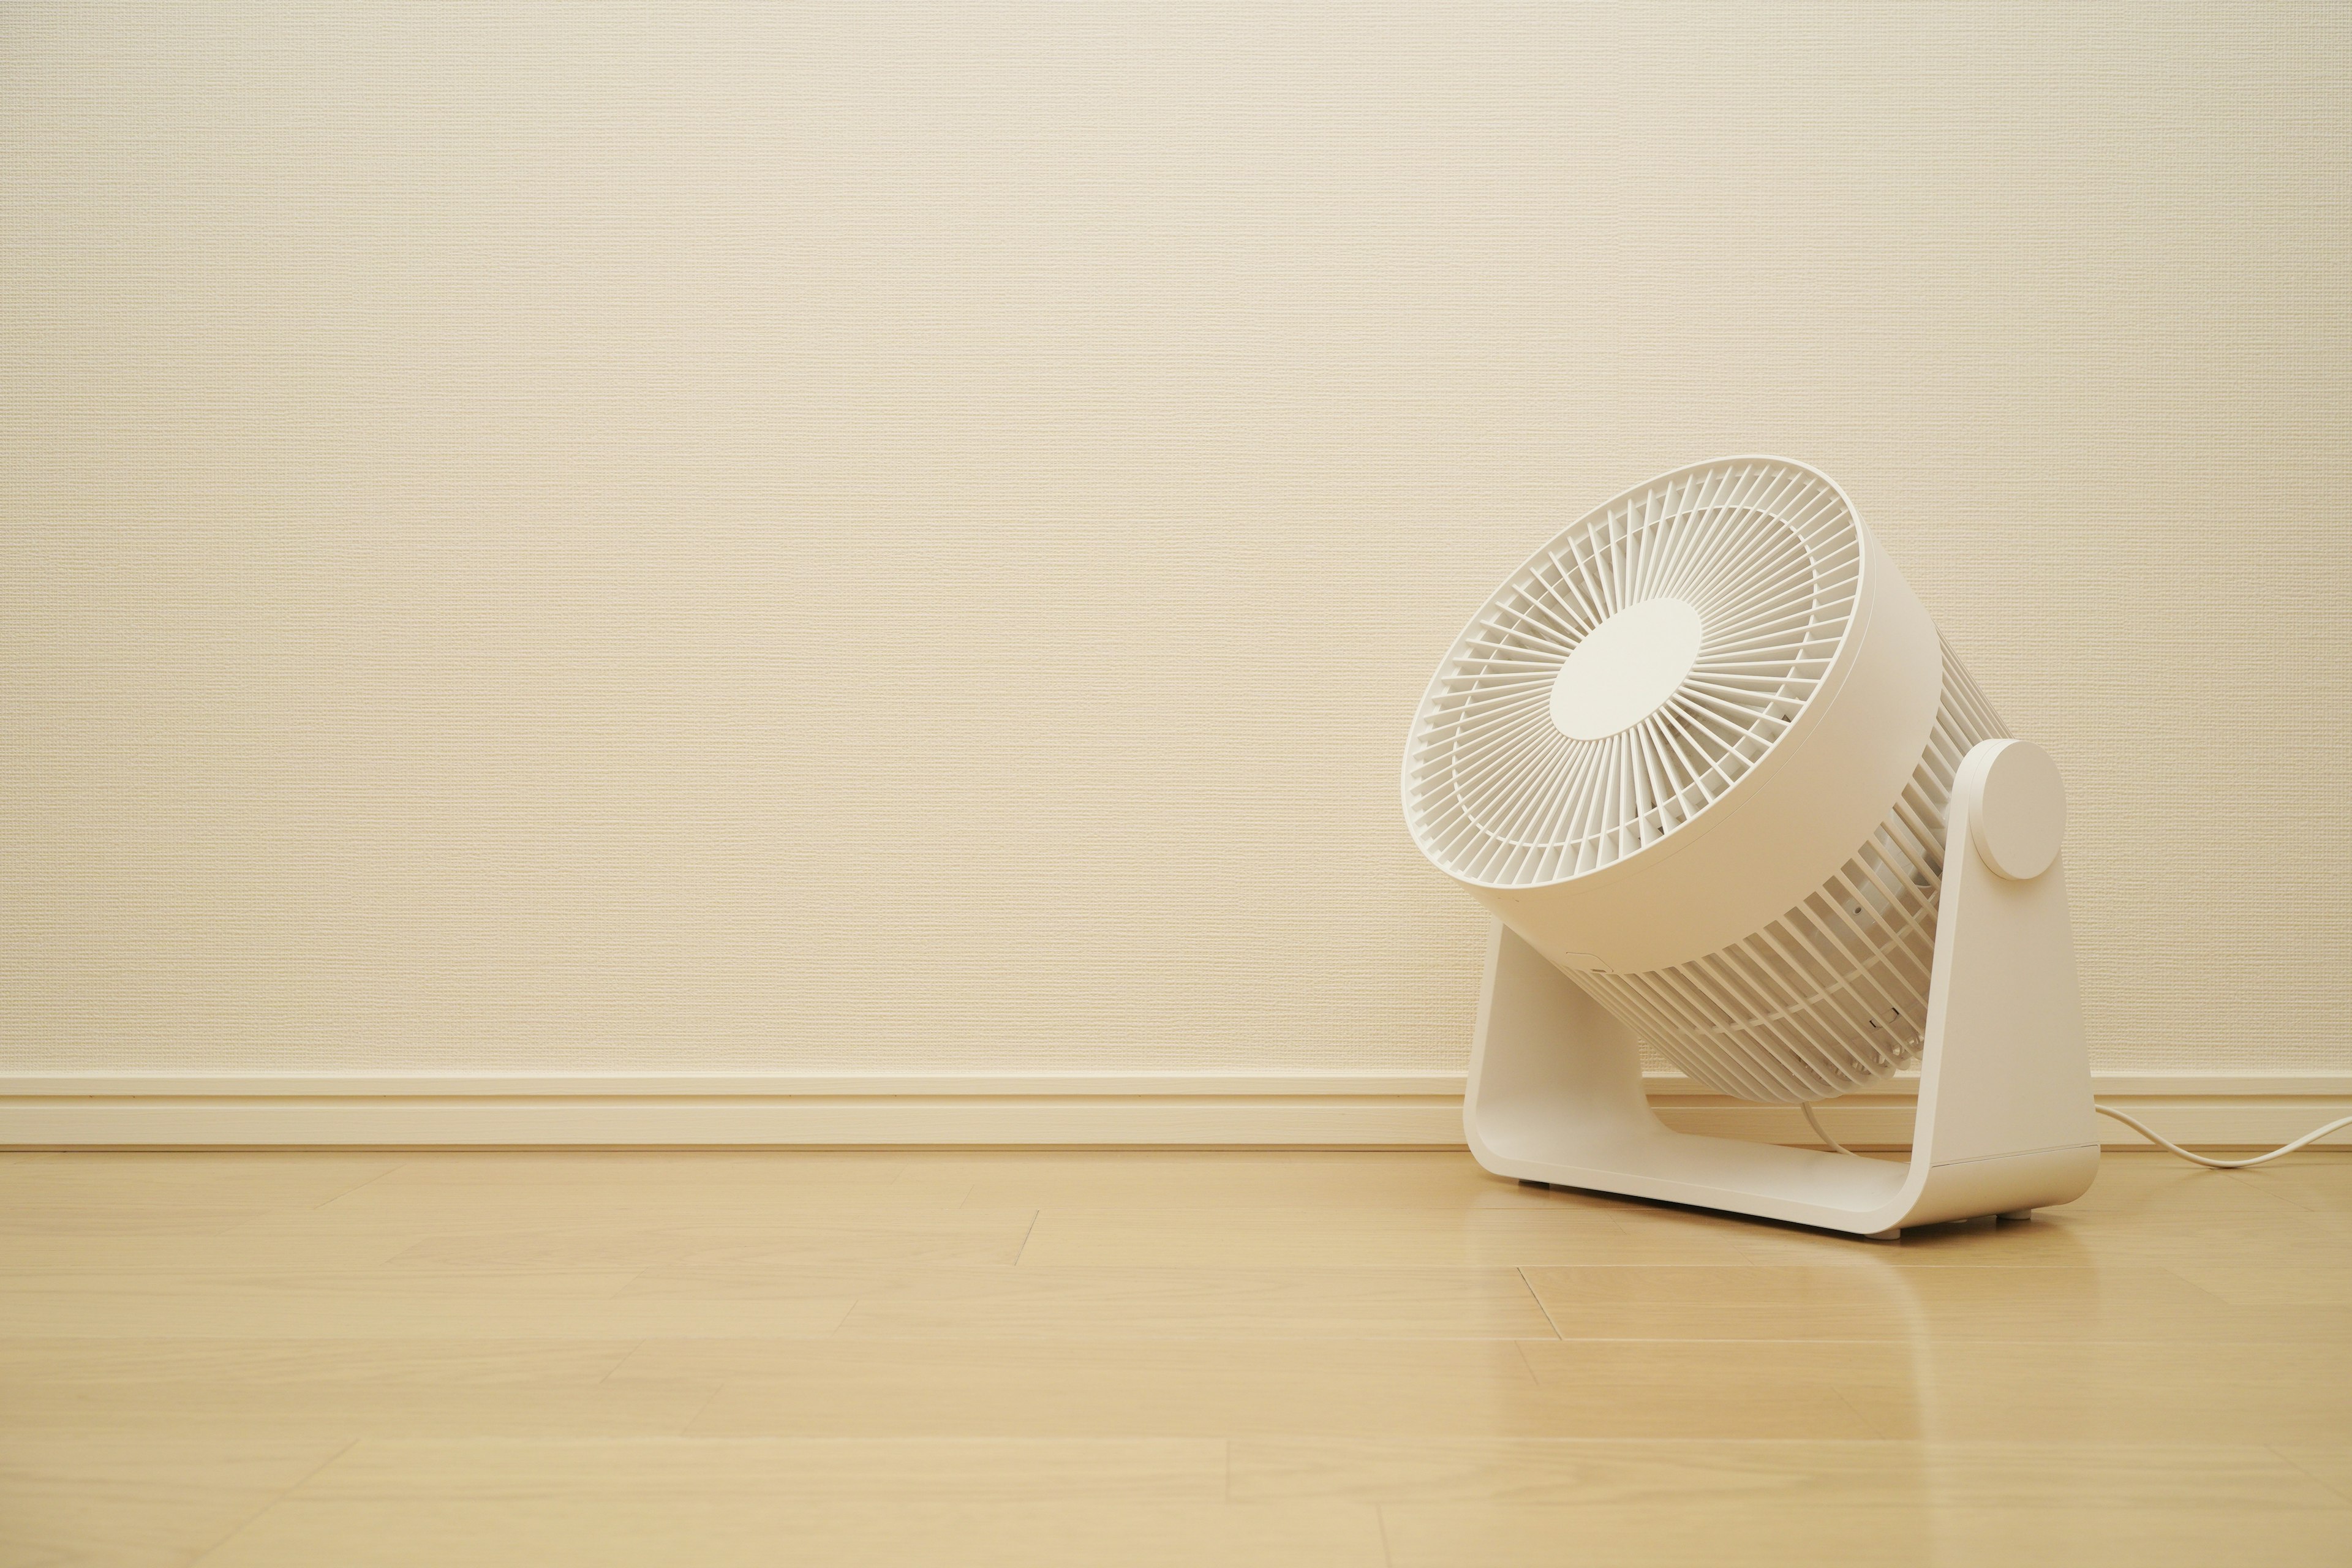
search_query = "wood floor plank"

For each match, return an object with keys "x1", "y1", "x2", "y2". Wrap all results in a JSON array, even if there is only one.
[
  {"x1": 0, "y1": 1337, "x2": 638, "y2": 1387},
  {"x1": 1720, "y1": 1204, "x2": 2352, "y2": 1270},
  {"x1": 2052, "y1": 1156, "x2": 2336, "y2": 1216},
  {"x1": 0, "y1": 1153, "x2": 404, "y2": 1212},
  {"x1": 193, "y1": 1498, "x2": 1389, "y2": 1568},
  {"x1": 301, "y1": 1153, "x2": 957, "y2": 1218},
  {"x1": 0, "y1": 1381, "x2": 722, "y2": 1441},
  {"x1": 938, "y1": 1150, "x2": 1565, "y2": 1212},
  {"x1": 660, "y1": 1340, "x2": 1877, "y2": 1440},
  {"x1": 277, "y1": 1194, "x2": 1001, "y2": 1241},
  {"x1": 1364, "y1": 1153, "x2": 2352, "y2": 1270},
  {"x1": 0, "y1": 1274, "x2": 854, "y2": 1340},
  {"x1": 0, "y1": 1229, "x2": 424, "y2": 1276},
  {"x1": 1518, "y1": 1261, "x2": 2351, "y2": 1343},
  {"x1": 373, "y1": 1212, "x2": 1042, "y2": 1272},
  {"x1": 1376, "y1": 1498, "x2": 2352, "y2": 1568},
  {"x1": 2160, "y1": 1253, "x2": 2352, "y2": 1306},
  {"x1": 2219, "y1": 1153, "x2": 2352, "y2": 1216},
  {"x1": 0, "y1": 1204, "x2": 279, "y2": 1239},
  {"x1": 1229, "y1": 1435, "x2": 2351, "y2": 1509},
  {"x1": 0, "y1": 1436, "x2": 345, "y2": 1568},
  {"x1": 2273, "y1": 1446, "x2": 2352, "y2": 1504},
  {"x1": 0, "y1": 1266, "x2": 645, "y2": 1303},
  {"x1": 809, "y1": 1265, "x2": 1556, "y2": 1340},
  {"x1": 324, "y1": 1152, "x2": 919, "y2": 1189},
  {"x1": 605, "y1": 1255, "x2": 1558, "y2": 1340},
  {"x1": 1515, "y1": 1338, "x2": 2352, "y2": 1446},
  {"x1": 1016, "y1": 1205, "x2": 1754, "y2": 1267},
  {"x1": 290, "y1": 1435, "x2": 1226, "y2": 1503}
]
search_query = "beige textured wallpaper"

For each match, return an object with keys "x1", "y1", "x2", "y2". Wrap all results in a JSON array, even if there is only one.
[{"x1": 4, "y1": 4, "x2": 2346, "y2": 1079}]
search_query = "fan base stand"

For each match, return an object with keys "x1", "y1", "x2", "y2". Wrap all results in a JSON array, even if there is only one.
[{"x1": 1463, "y1": 743, "x2": 2100, "y2": 1239}]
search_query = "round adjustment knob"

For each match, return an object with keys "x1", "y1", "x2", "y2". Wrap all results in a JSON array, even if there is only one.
[{"x1": 1961, "y1": 739, "x2": 2066, "y2": 880}]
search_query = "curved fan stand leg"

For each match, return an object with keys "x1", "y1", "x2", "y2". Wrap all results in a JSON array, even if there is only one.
[{"x1": 1462, "y1": 742, "x2": 2100, "y2": 1238}]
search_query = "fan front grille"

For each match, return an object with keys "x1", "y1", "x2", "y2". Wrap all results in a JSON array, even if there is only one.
[
  {"x1": 1406, "y1": 459, "x2": 1861, "y2": 888},
  {"x1": 1576, "y1": 644, "x2": 2008, "y2": 1101}
]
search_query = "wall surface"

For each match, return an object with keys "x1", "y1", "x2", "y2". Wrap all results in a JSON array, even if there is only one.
[{"x1": 5, "y1": 4, "x2": 2348, "y2": 1092}]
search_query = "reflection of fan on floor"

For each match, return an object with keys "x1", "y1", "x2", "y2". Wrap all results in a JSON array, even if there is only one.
[{"x1": 1402, "y1": 457, "x2": 2343, "y2": 1239}]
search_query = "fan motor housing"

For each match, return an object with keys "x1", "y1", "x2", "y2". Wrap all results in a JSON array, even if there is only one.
[{"x1": 1404, "y1": 458, "x2": 2003, "y2": 1102}]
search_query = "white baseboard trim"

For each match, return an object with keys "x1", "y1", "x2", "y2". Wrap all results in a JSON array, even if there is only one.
[{"x1": 2, "y1": 1069, "x2": 2345, "y2": 1150}]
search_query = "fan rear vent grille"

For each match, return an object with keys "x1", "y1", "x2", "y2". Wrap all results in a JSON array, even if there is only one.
[{"x1": 1575, "y1": 643, "x2": 2008, "y2": 1102}]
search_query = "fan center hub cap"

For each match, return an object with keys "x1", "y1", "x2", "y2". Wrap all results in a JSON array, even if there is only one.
[{"x1": 1548, "y1": 598, "x2": 1703, "y2": 741}]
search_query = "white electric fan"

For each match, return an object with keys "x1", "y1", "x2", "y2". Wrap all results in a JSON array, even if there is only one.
[{"x1": 1402, "y1": 456, "x2": 2098, "y2": 1237}]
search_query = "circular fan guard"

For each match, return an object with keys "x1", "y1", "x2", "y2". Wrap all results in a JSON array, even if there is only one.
[{"x1": 1406, "y1": 460, "x2": 1861, "y2": 889}]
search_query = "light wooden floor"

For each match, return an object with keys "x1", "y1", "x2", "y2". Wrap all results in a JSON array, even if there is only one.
[{"x1": 2, "y1": 1147, "x2": 2347, "y2": 1567}]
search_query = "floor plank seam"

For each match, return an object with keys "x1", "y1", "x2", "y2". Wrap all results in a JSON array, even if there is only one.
[
  {"x1": 2269, "y1": 1444, "x2": 2352, "y2": 1507},
  {"x1": 184, "y1": 1434, "x2": 357, "y2": 1567},
  {"x1": 592, "y1": 1339, "x2": 646, "y2": 1387},
  {"x1": 1827, "y1": 1382, "x2": 1893, "y2": 1440},
  {"x1": 304, "y1": 1161, "x2": 408, "y2": 1213},
  {"x1": 671, "y1": 1374, "x2": 733, "y2": 1438},
  {"x1": 1513, "y1": 1267, "x2": 1565, "y2": 1340}
]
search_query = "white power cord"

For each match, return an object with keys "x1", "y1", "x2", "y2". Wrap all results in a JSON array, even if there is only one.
[
  {"x1": 1802, "y1": 1099, "x2": 2352, "y2": 1171},
  {"x1": 1800, "y1": 1101, "x2": 1855, "y2": 1156},
  {"x1": 2089, "y1": 1104, "x2": 2352, "y2": 1170}
]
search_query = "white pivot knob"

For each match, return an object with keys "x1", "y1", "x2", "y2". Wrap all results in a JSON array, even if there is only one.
[{"x1": 1957, "y1": 739, "x2": 2066, "y2": 881}]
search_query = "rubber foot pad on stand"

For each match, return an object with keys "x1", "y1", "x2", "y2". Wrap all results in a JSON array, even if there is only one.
[{"x1": 1998, "y1": 1209, "x2": 2034, "y2": 1222}]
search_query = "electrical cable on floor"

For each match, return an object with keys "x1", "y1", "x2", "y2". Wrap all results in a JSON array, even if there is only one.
[
  {"x1": 1801, "y1": 1099, "x2": 2352, "y2": 1170},
  {"x1": 2088, "y1": 1104, "x2": 2352, "y2": 1170}
]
